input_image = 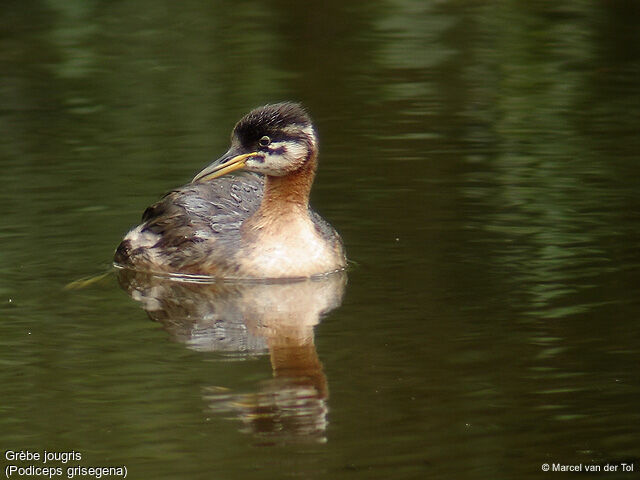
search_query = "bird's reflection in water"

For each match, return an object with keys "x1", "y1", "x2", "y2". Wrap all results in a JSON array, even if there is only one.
[{"x1": 117, "y1": 269, "x2": 346, "y2": 443}]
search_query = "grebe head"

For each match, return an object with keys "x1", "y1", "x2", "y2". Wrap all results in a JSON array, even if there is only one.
[{"x1": 193, "y1": 103, "x2": 318, "y2": 182}]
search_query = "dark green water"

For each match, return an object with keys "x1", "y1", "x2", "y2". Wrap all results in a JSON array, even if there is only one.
[{"x1": 2, "y1": 1, "x2": 639, "y2": 479}]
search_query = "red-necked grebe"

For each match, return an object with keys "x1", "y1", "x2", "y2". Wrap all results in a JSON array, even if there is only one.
[{"x1": 114, "y1": 102, "x2": 346, "y2": 279}]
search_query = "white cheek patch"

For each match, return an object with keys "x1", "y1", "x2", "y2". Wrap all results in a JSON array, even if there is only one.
[
  {"x1": 300, "y1": 125, "x2": 317, "y2": 148},
  {"x1": 282, "y1": 125, "x2": 317, "y2": 149},
  {"x1": 247, "y1": 141, "x2": 307, "y2": 176},
  {"x1": 284, "y1": 142, "x2": 308, "y2": 162}
]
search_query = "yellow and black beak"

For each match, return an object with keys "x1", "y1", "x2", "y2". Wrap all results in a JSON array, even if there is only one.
[{"x1": 192, "y1": 150, "x2": 257, "y2": 183}]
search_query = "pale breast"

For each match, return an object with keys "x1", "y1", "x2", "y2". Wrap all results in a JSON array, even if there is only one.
[{"x1": 237, "y1": 214, "x2": 345, "y2": 279}]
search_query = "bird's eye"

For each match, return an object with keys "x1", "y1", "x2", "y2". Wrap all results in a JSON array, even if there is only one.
[{"x1": 259, "y1": 135, "x2": 271, "y2": 147}]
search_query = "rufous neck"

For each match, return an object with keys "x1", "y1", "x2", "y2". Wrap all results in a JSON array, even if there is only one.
[{"x1": 260, "y1": 157, "x2": 317, "y2": 214}]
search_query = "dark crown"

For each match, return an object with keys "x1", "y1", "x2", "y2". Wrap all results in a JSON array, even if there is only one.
[{"x1": 234, "y1": 103, "x2": 313, "y2": 144}]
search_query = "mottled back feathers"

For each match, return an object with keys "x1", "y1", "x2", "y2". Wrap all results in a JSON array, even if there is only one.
[{"x1": 115, "y1": 172, "x2": 264, "y2": 274}]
